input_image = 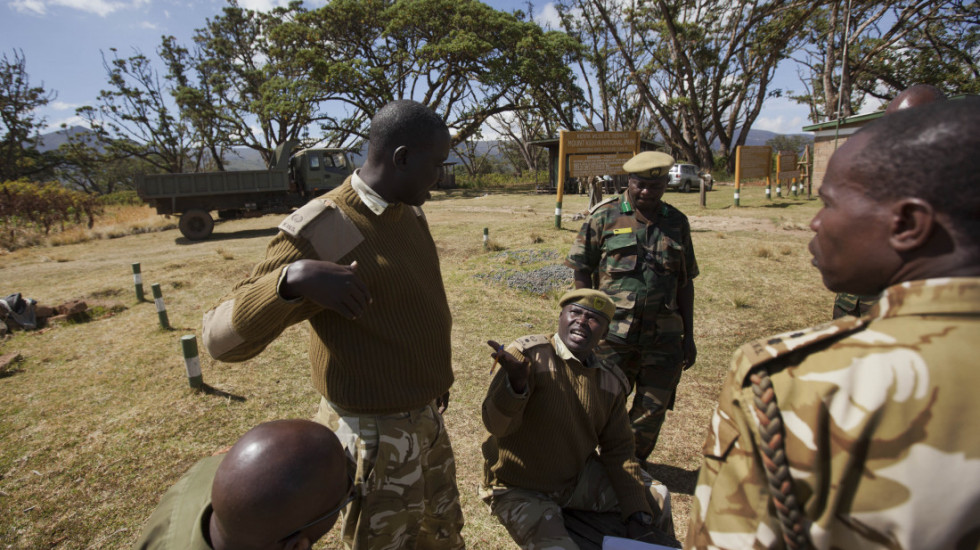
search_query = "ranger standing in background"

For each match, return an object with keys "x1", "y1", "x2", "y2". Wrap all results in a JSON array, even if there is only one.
[{"x1": 566, "y1": 151, "x2": 698, "y2": 462}]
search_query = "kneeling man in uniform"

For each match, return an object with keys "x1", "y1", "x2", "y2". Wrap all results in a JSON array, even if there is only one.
[{"x1": 480, "y1": 289, "x2": 677, "y2": 549}]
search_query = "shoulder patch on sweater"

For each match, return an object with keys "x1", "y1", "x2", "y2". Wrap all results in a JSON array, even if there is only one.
[
  {"x1": 597, "y1": 361, "x2": 631, "y2": 396},
  {"x1": 734, "y1": 316, "x2": 866, "y2": 382},
  {"x1": 279, "y1": 198, "x2": 331, "y2": 237},
  {"x1": 589, "y1": 196, "x2": 619, "y2": 214},
  {"x1": 280, "y1": 198, "x2": 364, "y2": 262},
  {"x1": 513, "y1": 334, "x2": 551, "y2": 353}
]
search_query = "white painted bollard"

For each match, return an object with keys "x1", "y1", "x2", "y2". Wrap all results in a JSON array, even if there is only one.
[
  {"x1": 180, "y1": 335, "x2": 203, "y2": 389},
  {"x1": 151, "y1": 283, "x2": 170, "y2": 329}
]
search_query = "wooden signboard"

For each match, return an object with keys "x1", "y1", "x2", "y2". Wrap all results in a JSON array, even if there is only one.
[{"x1": 555, "y1": 131, "x2": 640, "y2": 226}]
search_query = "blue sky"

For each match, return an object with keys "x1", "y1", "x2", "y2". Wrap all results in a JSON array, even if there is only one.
[{"x1": 2, "y1": 0, "x2": 813, "y2": 136}]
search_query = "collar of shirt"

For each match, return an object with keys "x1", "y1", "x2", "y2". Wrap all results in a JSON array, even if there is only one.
[
  {"x1": 551, "y1": 333, "x2": 597, "y2": 368},
  {"x1": 351, "y1": 170, "x2": 389, "y2": 216},
  {"x1": 876, "y1": 277, "x2": 980, "y2": 319}
]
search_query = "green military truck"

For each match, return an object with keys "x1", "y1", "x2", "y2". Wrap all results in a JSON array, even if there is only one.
[{"x1": 136, "y1": 139, "x2": 353, "y2": 240}]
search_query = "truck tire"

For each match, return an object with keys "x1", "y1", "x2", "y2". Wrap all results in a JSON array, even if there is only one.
[
  {"x1": 179, "y1": 210, "x2": 214, "y2": 240},
  {"x1": 681, "y1": 181, "x2": 691, "y2": 193}
]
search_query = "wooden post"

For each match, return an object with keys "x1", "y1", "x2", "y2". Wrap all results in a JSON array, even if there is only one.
[
  {"x1": 734, "y1": 146, "x2": 742, "y2": 207},
  {"x1": 555, "y1": 130, "x2": 567, "y2": 228}
]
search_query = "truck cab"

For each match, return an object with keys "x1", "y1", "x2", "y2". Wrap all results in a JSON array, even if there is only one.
[{"x1": 290, "y1": 147, "x2": 354, "y2": 198}]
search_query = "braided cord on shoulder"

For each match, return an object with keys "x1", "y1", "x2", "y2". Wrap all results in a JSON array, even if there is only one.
[{"x1": 750, "y1": 370, "x2": 812, "y2": 550}]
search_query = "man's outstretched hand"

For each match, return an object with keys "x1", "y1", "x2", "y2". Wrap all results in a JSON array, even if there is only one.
[{"x1": 487, "y1": 340, "x2": 530, "y2": 393}]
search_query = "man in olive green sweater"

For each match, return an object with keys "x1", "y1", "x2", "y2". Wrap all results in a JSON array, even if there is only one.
[
  {"x1": 480, "y1": 289, "x2": 675, "y2": 549},
  {"x1": 201, "y1": 100, "x2": 464, "y2": 550}
]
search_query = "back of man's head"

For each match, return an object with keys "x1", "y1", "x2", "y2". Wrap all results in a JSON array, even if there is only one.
[
  {"x1": 368, "y1": 100, "x2": 448, "y2": 161},
  {"x1": 210, "y1": 419, "x2": 348, "y2": 549},
  {"x1": 851, "y1": 96, "x2": 980, "y2": 244},
  {"x1": 885, "y1": 84, "x2": 946, "y2": 114}
]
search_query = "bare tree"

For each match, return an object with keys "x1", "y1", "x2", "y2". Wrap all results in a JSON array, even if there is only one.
[
  {"x1": 0, "y1": 49, "x2": 58, "y2": 182},
  {"x1": 790, "y1": 0, "x2": 946, "y2": 121}
]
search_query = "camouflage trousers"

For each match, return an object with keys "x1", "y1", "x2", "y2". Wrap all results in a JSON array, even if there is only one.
[
  {"x1": 480, "y1": 454, "x2": 673, "y2": 550},
  {"x1": 315, "y1": 397, "x2": 466, "y2": 550},
  {"x1": 595, "y1": 314, "x2": 685, "y2": 461}
]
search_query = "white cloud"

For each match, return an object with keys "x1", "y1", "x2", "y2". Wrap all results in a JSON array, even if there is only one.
[
  {"x1": 236, "y1": 0, "x2": 290, "y2": 12},
  {"x1": 754, "y1": 114, "x2": 805, "y2": 135},
  {"x1": 9, "y1": 0, "x2": 148, "y2": 17},
  {"x1": 10, "y1": 0, "x2": 47, "y2": 15},
  {"x1": 535, "y1": 2, "x2": 562, "y2": 29},
  {"x1": 138, "y1": 20, "x2": 156, "y2": 29},
  {"x1": 51, "y1": 101, "x2": 80, "y2": 111},
  {"x1": 44, "y1": 114, "x2": 88, "y2": 132}
]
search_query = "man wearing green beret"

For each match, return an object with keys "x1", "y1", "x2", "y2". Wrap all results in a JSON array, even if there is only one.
[
  {"x1": 479, "y1": 289, "x2": 676, "y2": 549},
  {"x1": 566, "y1": 151, "x2": 699, "y2": 462}
]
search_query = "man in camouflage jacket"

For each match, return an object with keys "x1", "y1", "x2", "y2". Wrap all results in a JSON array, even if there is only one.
[
  {"x1": 687, "y1": 97, "x2": 980, "y2": 549},
  {"x1": 566, "y1": 151, "x2": 698, "y2": 461}
]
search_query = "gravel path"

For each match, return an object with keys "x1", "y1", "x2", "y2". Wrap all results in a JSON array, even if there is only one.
[{"x1": 475, "y1": 249, "x2": 573, "y2": 295}]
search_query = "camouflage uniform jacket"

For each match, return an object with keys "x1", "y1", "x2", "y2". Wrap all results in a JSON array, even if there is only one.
[
  {"x1": 686, "y1": 277, "x2": 980, "y2": 549},
  {"x1": 566, "y1": 191, "x2": 698, "y2": 340},
  {"x1": 481, "y1": 334, "x2": 651, "y2": 520}
]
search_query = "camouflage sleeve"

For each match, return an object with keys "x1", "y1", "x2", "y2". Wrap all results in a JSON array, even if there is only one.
[
  {"x1": 597, "y1": 390, "x2": 652, "y2": 520},
  {"x1": 681, "y1": 215, "x2": 699, "y2": 283},
  {"x1": 686, "y1": 353, "x2": 777, "y2": 549},
  {"x1": 481, "y1": 343, "x2": 533, "y2": 438},
  {"x1": 565, "y1": 217, "x2": 603, "y2": 276},
  {"x1": 201, "y1": 232, "x2": 322, "y2": 362}
]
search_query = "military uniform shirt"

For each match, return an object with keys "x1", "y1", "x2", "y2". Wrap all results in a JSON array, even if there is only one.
[
  {"x1": 566, "y1": 191, "x2": 698, "y2": 340},
  {"x1": 686, "y1": 277, "x2": 980, "y2": 549},
  {"x1": 134, "y1": 455, "x2": 221, "y2": 550}
]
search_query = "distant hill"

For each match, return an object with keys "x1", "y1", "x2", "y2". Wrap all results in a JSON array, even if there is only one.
[
  {"x1": 37, "y1": 125, "x2": 98, "y2": 151},
  {"x1": 37, "y1": 127, "x2": 811, "y2": 168}
]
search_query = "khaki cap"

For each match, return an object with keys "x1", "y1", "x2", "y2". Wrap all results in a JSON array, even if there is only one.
[
  {"x1": 559, "y1": 289, "x2": 615, "y2": 323},
  {"x1": 622, "y1": 151, "x2": 674, "y2": 178}
]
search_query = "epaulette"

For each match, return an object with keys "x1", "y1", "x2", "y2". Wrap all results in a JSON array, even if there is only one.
[
  {"x1": 278, "y1": 198, "x2": 364, "y2": 262},
  {"x1": 597, "y1": 360, "x2": 631, "y2": 396},
  {"x1": 512, "y1": 334, "x2": 551, "y2": 353},
  {"x1": 734, "y1": 315, "x2": 866, "y2": 383},
  {"x1": 588, "y1": 196, "x2": 620, "y2": 214}
]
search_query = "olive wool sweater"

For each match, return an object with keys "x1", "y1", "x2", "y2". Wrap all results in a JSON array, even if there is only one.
[
  {"x1": 481, "y1": 334, "x2": 651, "y2": 520},
  {"x1": 202, "y1": 179, "x2": 453, "y2": 414}
]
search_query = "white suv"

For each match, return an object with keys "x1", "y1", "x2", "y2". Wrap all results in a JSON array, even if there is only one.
[{"x1": 667, "y1": 163, "x2": 708, "y2": 193}]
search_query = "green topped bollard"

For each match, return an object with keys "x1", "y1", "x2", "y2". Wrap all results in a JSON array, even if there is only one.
[
  {"x1": 132, "y1": 263, "x2": 145, "y2": 302},
  {"x1": 180, "y1": 335, "x2": 204, "y2": 389},
  {"x1": 483, "y1": 227, "x2": 489, "y2": 250},
  {"x1": 151, "y1": 283, "x2": 170, "y2": 329}
]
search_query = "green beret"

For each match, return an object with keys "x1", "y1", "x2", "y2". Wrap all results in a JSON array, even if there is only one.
[
  {"x1": 559, "y1": 289, "x2": 615, "y2": 323},
  {"x1": 622, "y1": 151, "x2": 674, "y2": 178}
]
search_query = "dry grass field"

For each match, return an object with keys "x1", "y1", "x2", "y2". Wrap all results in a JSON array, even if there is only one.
[{"x1": 0, "y1": 185, "x2": 832, "y2": 549}]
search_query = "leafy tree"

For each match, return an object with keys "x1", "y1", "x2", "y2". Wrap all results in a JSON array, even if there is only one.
[
  {"x1": 766, "y1": 134, "x2": 811, "y2": 155},
  {"x1": 176, "y1": 0, "x2": 322, "y2": 164},
  {"x1": 788, "y1": 0, "x2": 961, "y2": 121},
  {"x1": 0, "y1": 49, "x2": 58, "y2": 182},
  {"x1": 79, "y1": 48, "x2": 201, "y2": 174},
  {"x1": 55, "y1": 128, "x2": 144, "y2": 195},
  {"x1": 585, "y1": 0, "x2": 817, "y2": 172},
  {"x1": 297, "y1": 0, "x2": 581, "y2": 147}
]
